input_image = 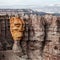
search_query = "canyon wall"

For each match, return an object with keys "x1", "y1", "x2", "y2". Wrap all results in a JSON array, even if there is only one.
[{"x1": 0, "y1": 14, "x2": 60, "y2": 60}]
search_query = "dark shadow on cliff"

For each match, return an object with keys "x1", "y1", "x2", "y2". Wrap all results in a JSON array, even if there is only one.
[{"x1": 0, "y1": 14, "x2": 14, "y2": 51}]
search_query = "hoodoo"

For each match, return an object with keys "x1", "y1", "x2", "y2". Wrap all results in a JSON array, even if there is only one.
[{"x1": 10, "y1": 16, "x2": 25, "y2": 55}]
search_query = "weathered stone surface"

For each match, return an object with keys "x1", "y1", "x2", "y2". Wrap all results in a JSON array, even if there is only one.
[
  {"x1": 10, "y1": 17, "x2": 25, "y2": 40},
  {"x1": 0, "y1": 50, "x2": 27, "y2": 60},
  {"x1": 27, "y1": 14, "x2": 45, "y2": 60},
  {"x1": 0, "y1": 14, "x2": 60, "y2": 60},
  {"x1": 29, "y1": 14, "x2": 45, "y2": 41},
  {"x1": 42, "y1": 15, "x2": 60, "y2": 60}
]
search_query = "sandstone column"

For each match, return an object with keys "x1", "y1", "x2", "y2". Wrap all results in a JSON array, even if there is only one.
[
  {"x1": 10, "y1": 16, "x2": 25, "y2": 56},
  {"x1": 27, "y1": 14, "x2": 45, "y2": 60},
  {"x1": 43, "y1": 15, "x2": 60, "y2": 60}
]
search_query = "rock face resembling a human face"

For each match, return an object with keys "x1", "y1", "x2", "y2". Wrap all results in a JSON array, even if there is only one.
[{"x1": 10, "y1": 17, "x2": 25, "y2": 40}]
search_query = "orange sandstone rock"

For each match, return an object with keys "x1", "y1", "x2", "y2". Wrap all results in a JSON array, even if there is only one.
[{"x1": 10, "y1": 17, "x2": 25, "y2": 40}]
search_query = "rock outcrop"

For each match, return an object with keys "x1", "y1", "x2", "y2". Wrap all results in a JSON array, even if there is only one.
[{"x1": 0, "y1": 14, "x2": 60, "y2": 60}]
